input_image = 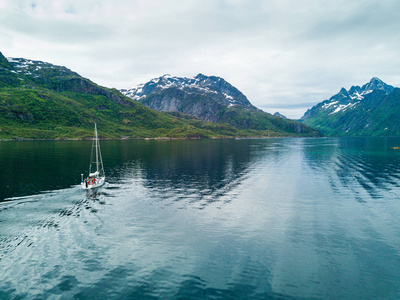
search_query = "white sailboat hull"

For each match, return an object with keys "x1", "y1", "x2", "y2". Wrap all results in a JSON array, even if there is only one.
[{"x1": 81, "y1": 176, "x2": 105, "y2": 190}]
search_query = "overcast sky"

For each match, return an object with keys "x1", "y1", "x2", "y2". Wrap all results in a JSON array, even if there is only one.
[{"x1": 1, "y1": 0, "x2": 400, "y2": 118}]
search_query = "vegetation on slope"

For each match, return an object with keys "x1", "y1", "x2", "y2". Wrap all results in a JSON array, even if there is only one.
[
  {"x1": 0, "y1": 86, "x2": 258, "y2": 140},
  {"x1": 303, "y1": 89, "x2": 400, "y2": 136},
  {"x1": 217, "y1": 105, "x2": 319, "y2": 136}
]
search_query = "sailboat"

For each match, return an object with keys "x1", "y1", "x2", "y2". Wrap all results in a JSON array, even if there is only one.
[{"x1": 81, "y1": 123, "x2": 105, "y2": 189}]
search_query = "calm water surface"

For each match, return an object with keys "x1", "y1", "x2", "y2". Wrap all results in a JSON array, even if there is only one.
[{"x1": 0, "y1": 138, "x2": 400, "y2": 299}]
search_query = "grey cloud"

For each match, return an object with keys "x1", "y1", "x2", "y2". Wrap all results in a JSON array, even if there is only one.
[
  {"x1": 1, "y1": 14, "x2": 113, "y2": 44},
  {"x1": 1, "y1": 0, "x2": 400, "y2": 118}
]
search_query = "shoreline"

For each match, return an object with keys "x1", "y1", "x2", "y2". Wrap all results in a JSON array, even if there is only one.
[{"x1": 0, "y1": 135, "x2": 320, "y2": 142}]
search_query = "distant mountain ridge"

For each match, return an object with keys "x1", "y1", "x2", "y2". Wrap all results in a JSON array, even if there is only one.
[
  {"x1": 121, "y1": 74, "x2": 321, "y2": 136},
  {"x1": 301, "y1": 77, "x2": 400, "y2": 136},
  {"x1": 0, "y1": 51, "x2": 320, "y2": 139}
]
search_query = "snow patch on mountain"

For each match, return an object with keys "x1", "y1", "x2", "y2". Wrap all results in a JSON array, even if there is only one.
[
  {"x1": 329, "y1": 102, "x2": 358, "y2": 115},
  {"x1": 350, "y1": 92, "x2": 364, "y2": 100},
  {"x1": 6, "y1": 57, "x2": 67, "y2": 78},
  {"x1": 322, "y1": 101, "x2": 339, "y2": 109},
  {"x1": 318, "y1": 77, "x2": 394, "y2": 115}
]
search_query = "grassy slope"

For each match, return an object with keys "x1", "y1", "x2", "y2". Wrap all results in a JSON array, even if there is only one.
[
  {"x1": 218, "y1": 106, "x2": 321, "y2": 136},
  {"x1": 0, "y1": 87, "x2": 259, "y2": 139}
]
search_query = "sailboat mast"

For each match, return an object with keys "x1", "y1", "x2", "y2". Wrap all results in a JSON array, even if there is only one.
[
  {"x1": 95, "y1": 123, "x2": 99, "y2": 174},
  {"x1": 82, "y1": 123, "x2": 105, "y2": 189}
]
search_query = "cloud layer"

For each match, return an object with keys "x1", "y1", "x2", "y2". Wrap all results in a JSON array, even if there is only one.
[{"x1": 1, "y1": 0, "x2": 400, "y2": 118}]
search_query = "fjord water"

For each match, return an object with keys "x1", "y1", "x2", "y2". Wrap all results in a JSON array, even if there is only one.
[{"x1": 1, "y1": 138, "x2": 400, "y2": 299}]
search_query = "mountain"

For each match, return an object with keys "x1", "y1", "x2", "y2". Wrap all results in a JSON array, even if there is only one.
[
  {"x1": 0, "y1": 52, "x2": 264, "y2": 140},
  {"x1": 121, "y1": 74, "x2": 256, "y2": 114},
  {"x1": 273, "y1": 112, "x2": 287, "y2": 119},
  {"x1": 301, "y1": 77, "x2": 400, "y2": 136},
  {"x1": 0, "y1": 51, "x2": 319, "y2": 139},
  {"x1": 121, "y1": 74, "x2": 321, "y2": 137}
]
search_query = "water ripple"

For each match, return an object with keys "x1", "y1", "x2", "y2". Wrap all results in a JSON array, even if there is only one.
[{"x1": 1, "y1": 138, "x2": 400, "y2": 299}]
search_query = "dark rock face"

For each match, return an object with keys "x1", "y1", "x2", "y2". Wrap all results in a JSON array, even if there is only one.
[
  {"x1": 0, "y1": 52, "x2": 11, "y2": 69},
  {"x1": 121, "y1": 74, "x2": 322, "y2": 136},
  {"x1": 121, "y1": 74, "x2": 256, "y2": 122},
  {"x1": 140, "y1": 87, "x2": 227, "y2": 122}
]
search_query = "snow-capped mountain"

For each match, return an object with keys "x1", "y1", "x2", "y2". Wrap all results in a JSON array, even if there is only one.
[
  {"x1": 301, "y1": 77, "x2": 399, "y2": 136},
  {"x1": 3, "y1": 56, "x2": 132, "y2": 107},
  {"x1": 6, "y1": 57, "x2": 76, "y2": 78},
  {"x1": 120, "y1": 73, "x2": 256, "y2": 111},
  {"x1": 303, "y1": 77, "x2": 394, "y2": 118},
  {"x1": 120, "y1": 73, "x2": 321, "y2": 136}
]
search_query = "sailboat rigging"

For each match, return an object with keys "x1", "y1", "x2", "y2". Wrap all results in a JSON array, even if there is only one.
[{"x1": 81, "y1": 123, "x2": 105, "y2": 189}]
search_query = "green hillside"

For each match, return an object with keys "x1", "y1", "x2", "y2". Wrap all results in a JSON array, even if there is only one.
[
  {"x1": 303, "y1": 89, "x2": 400, "y2": 136},
  {"x1": 0, "y1": 85, "x2": 258, "y2": 140},
  {"x1": 301, "y1": 78, "x2": 400, "y2": 136},
  {"x1": 217, "y1": 105, "x2": 318, "y2": 136}
]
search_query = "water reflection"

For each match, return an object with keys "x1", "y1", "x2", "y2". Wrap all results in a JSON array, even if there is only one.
[
  {"x1": 300, "y1": 137, "x2": 400, "y2": 201},
  {"x1": 1, "y1": 138, "x2": 400, "y2": 299},
  {"x1": 141, "y1": 140, "x2": 266, "y2": 207},
  {"x1": 102, "y1": 139, "x2": 273, "y2": 208}
]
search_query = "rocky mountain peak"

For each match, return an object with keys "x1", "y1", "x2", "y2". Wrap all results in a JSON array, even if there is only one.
[
  {"x1": 0, "y1": 51, "x2": 12, "y2": 69},
  {"x1": 332, "y1": 77, "x2": 394, "y2": 101},
  {"x1": 326, "y1": 77, "x2": 394, "y2": 104},
  {"x1": 273, "y1": 112, "x2": 287, "y2": 119},
  {"x1": 120, "y1": 73, "x2": 320, "y2": 136},
  {"x1": 301, "y1": 77, "x2": 396, "y2": 122},
  {"x1": 121, "y1": 74, "x2": 255, "y2": 109},
  {"x1": 301, "y1": 77, "x2": 398, "y2": 135},
  {"x1": 348, "y1": 85, "x2": 362, "y2": 95},
  {"x1": 339, "y1": 87, "x2": 348, "y2": 94},
  {"x1": 361, "y1": 77, "x2": 394, "y2": 94}
]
